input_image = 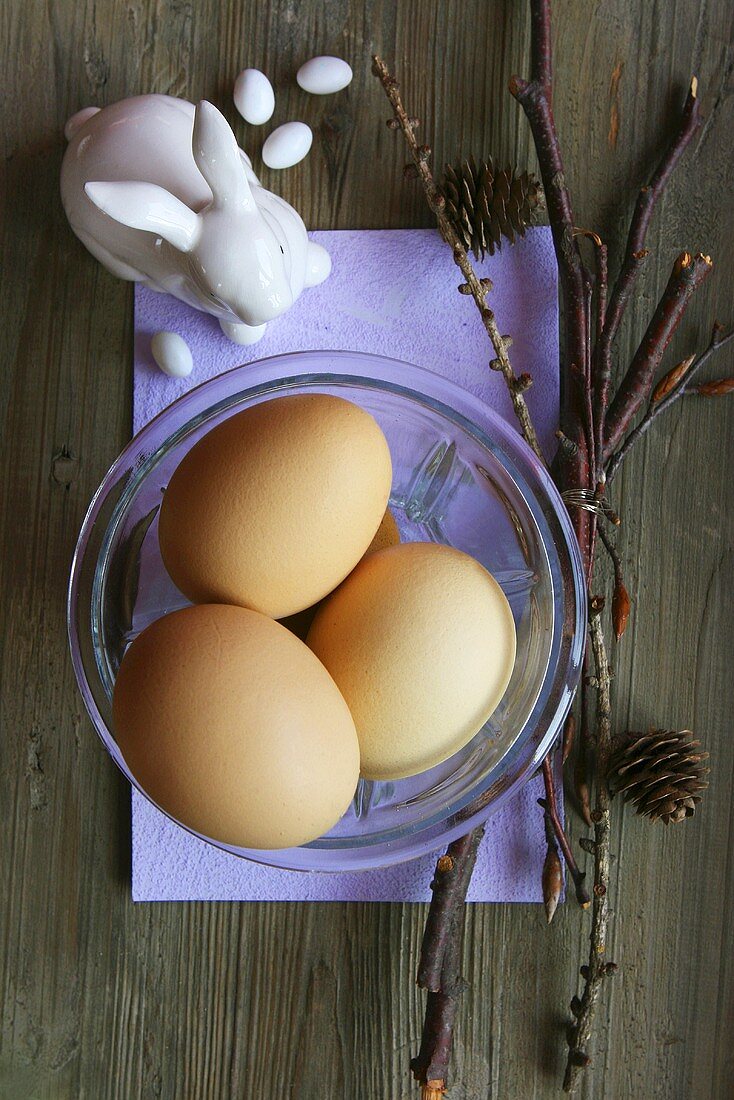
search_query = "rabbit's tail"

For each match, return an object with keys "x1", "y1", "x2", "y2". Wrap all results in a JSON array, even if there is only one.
[{"x1": 64, "y1": 106, "x2": 101, "y2": 141}]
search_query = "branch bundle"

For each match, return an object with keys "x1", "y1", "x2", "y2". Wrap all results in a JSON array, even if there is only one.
[{"x1": 372, "y1": 6, "x2": 730, "y2": 1090}]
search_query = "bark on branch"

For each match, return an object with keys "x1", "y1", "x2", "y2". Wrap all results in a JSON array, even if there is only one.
[
  {"x1": 604, "y1": 251, "x2": 712, "y2": 454},
  {"x1": 372, "y1": 54, "x2": 544, "y2": 461},
  {"x1": 593, "y1": 79, "x2": 701, "y2": 469}
]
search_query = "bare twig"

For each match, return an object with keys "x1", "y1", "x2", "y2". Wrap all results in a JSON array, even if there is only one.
[
  {"x1": 372, "y1": 55, "x2": 544, "y2": 461},
  {"x1": 417, "y1": 829, "x2": 485, "y2": 992},
  {"x1": 603, "y1": 251, "x2": 713, "y2": 455},
  {"x1": 411, "y1": 827, "x2": 485, "y2": 1097},
  {"x1": 542, "y1": 810, "x2": 563, "y2": 923},
  {"x1": 372, "y1": 15, "x2": 722, "y2": 1095},
  {"x1": 562, "y1": 711, "x2": 576, "y2": 765},
  {"x1": 598, "y1": 526, "x2": 630, "y2": 641},
  {"x1": 541, "y1": 756, "x2": 590, "y2": 909},
  {"x1": 574, "y1": 228, "x2": 608, "y2": 486},
  {"x1": 574, "y1": 738, "x2": 593, "y2": 828},
  {"x1": 564, "y1": 610, "x2": 614, "y2": 1091},
  {"x1": 572, "y1": 653, "x2": 594, "y2": 828},
  {"x1": 593, "y1": 78, "x2": 701, "y2": 469},
  {"x1": 575, "y1": 228, "x2": 608, "y2": 340},
  {"x1": 411, "y1": 906, "x2": 464, "y2": 1100},
  {"x1": 509, "y1": 0, "x2": 592, "y2": 562},
  {"x1": 605, "y1": 324, "x2": 733, "y2": 484}
]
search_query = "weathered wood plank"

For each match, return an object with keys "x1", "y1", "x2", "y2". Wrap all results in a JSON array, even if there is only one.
[{"x1": 1, "y1": 0, "x2": 732, "y2": 1097}]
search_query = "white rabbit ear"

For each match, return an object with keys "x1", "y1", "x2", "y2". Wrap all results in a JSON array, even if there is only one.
[
  {"x1": 85, "y1": 181, "x2": 201, "y2": 252},
  {"x1": 192, "y1": 100, "x2": 254, "y2": 209}
]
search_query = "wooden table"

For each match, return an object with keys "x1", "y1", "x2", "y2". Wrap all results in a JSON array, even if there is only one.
[{"x1": 2, "y1": 2, "x2": 733, "y2": 1096}]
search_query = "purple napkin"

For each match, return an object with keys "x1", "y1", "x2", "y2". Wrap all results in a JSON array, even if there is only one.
[{"x1": 132, "y1": 227, "x2": 560, "y2": 902}]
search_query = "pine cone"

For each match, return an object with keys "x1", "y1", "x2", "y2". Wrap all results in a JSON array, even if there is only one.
[
  {"x1": 608, "y1": 729, "x2": 709, "y2": 825},
  {"x1": 441, "y1": 157, "x2": 544, "y2": 259}
]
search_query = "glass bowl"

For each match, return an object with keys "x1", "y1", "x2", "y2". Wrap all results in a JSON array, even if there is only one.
[{"x1": 68, "y1": 350, "x2": 585, "y2": 871}]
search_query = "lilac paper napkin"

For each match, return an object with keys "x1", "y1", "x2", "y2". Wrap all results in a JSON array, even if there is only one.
[{"x1": 132, "y1": 227, "x2": 560, "y2": 902}]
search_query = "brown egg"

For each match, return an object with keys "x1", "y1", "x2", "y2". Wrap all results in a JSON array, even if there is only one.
[
  {"x1": 307, "y1": 542, "x2": 517, "y2": 781},
  {"x1": 113, "y1": 603, "x2": 360, "y2": 849},
  {"x1": 279, "y1": 508, "x2": 401, "y2": 640},
  {"x1": 158, "y1": 394, "x2": 392, "y2": 619}
]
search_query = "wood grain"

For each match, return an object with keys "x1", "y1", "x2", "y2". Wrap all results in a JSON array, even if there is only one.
[{"x1": 1, "y1": 1, "x2": 733, "y2": 1096}]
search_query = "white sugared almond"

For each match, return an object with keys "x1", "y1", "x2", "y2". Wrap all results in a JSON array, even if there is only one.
[
  {"x1": 296, "y1": 56, "x2": 353, "y2": 95},
  {"x1": 233, "y1": 69, "x2": 275, "y2": 125},
  {"x1": 262, "y1": 122, "x2": 313, "y2": 169},
  {"x1": 151, "y1": 331, "x2": 193, "y2": 378}
]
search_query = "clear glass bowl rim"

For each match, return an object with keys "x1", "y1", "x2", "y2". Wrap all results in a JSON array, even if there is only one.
[{"x1": 67, "y1": 349, "x2": 586, "y2": 872}]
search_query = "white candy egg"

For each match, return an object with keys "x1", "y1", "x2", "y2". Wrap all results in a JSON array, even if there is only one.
[
  {"x1": 262, "y1": 122, "x2": 313, "y2": 169},
  {"x1": 296, "y1": 56, "x2": 353, "y2": 95},
  {"x1": 233, "y1": 68, "x2": 275, "y2": 125},
  {"x1": 151, "y1": 331, "x2": 193, "y2": 378}
]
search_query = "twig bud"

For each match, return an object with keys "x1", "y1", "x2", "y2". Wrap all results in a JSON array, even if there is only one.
[
  {"x1": 579, "y1": 836, "x2": 596, "y2": 854},
  {"x1": 542, "y1": 840, "x2": 563, "y2": 924},
  {"x1": 604, "y1": 962, "x2": 618, "y2": 976},
  {"x1": 612, "y1": 579, "x2": 631, "y2": 641},
  {"x1": 569, "y1": 1050, "x2": 592, "y2": 1068},
  {"x1": 457, "y1": 282, "x2": 472, "y2": 295},
  {"x1": 651, "y1": 354, "x2": 695, "y2": 403},
  {"x1": 480, "y1": 277, "x2": 493, "y2": 292},
  {"x1": 403, "y1": 163, "x2": 419, "y2": 180},
  {"x1": 696, "y1": 377, "x2": 734, "y2": 396},
  {"x1": 570, "y1": 995, "x2": 583, "y2": 1017},
  {"x1": 580, "y1": 965, "x2": 590, "y2": 979},
  {"x1": 407, "y1": 117, "x2": 420, "y2": 129},
  {"x1": 508, "y1": 74, "x2": 530, "y2": 98},
  {"x1": 574, "y1": 749, "x2": 593, "y2": 828},
  {"x1": 418, "y1": 144, "x2": 432, "y2": 162},
  {"x1": 514, "y1": 373, "x2": 533, "y2": 393},
  {"x1": 386, "y1": 117, "x2": 400, "y2": 130}
]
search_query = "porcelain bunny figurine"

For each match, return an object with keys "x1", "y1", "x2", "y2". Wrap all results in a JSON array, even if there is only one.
[{"x1": 60, "y1": 96, "x2": 331, "y2": 344}]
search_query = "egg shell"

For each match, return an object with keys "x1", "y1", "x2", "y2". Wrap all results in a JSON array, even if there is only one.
[
  {"x1": 296, "y1": 56, "x2": 353, "y2": 95},
  {"x1": 307, "y1": 542, "x2": 517, "y2": 781},
  {"x1": 112, "y1": 604, "x2": 360, "y2": 849},
  {"x1": 262, "y1": 121, "x2": 313, "y2": 169},
  {"x1": 151, "y1": 331, "x2": 193, "y2": 378},
  {"x1": 158, "y1": 393, "x2": 393, "y2": 619},
  {"x1": 365, "y1": 507, "x2": 400, "y2": 553},
  {"x1": 279, "y1": 507, "x2": 401, "y2": 640},
  {"x1": 233, "y1": 68, "x2": 275, "y2": 125}
]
